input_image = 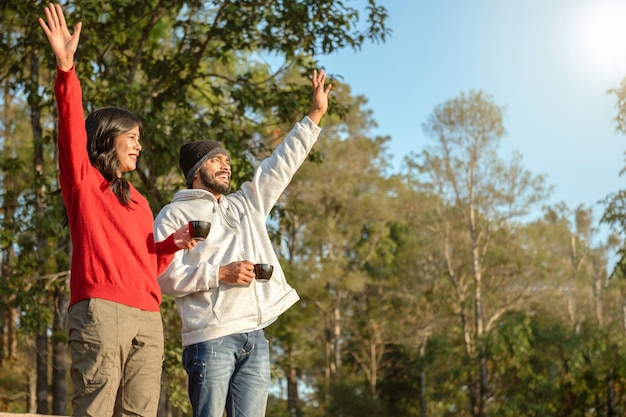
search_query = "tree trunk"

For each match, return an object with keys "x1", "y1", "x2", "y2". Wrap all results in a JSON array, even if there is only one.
[
  {"x1": 333, "y1": 292, "x2": 342, "y2": 371},
  {"x1": 158, "y1": 379, "x2": 171, "y2": 417},
  {"x1": 1, "y1": 77, "x2": 18, "y2": 365},
  {"x1": 36, "y1": 332, "x2": 49, "y2": 414},
  {"x1": 622, "y1": 296, "x2": 626, "y2": 337},
  {"x1": 324, "y1": 336, "x2": 332, "y2": 402},
  {"x1": 469, "y1": 201, "x2": 488, "y2": 417},
  {"x1": 52, "y1": 288, "x2": 69, "y2": 415},
  {"x1": 418, "y1": 341, "x2": 428, "y2": 417},
  {"x1": 28, "y1": 362, "x2": 37, "y2": 413},
  {"x1": 287, "y1": 349, "x2": 301, "y2": 417},
  {"x1": 31, "y1": 43, "x2": 52, "y2": 417},
  {"x1": 468, "y1": 369, "x2": 479, "y2": 417},
  {"x1": 592, "y1": 260, "x2": 603, "y2": 327},
  {"x1": 0, "y1": 312, "x2": 4, "y2": 367},
  {"x1": 478, "y1": 350, "x2": 489, "y2": 417},
  {"x1": 2, "y1": 306, "x2": 18, "y2": 364},
  {"x1": 607, "y1": 344, "x2": 618, "y2": 417}
]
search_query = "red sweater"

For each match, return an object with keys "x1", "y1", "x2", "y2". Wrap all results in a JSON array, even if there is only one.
[{"x1": 55, "y1": 67, "x2": 174, "y2": 311}]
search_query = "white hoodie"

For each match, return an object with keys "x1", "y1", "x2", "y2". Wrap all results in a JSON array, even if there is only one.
[{"x1": 154, "y1": 116, "x2": 321, "y2": 346}]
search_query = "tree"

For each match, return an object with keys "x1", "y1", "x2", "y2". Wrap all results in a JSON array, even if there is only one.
[{"x1": 404, "y1": 90, "x2": 551, "y2": 417}]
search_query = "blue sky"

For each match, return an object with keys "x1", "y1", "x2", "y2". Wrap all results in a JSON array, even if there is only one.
[{"x1": 319, "y1": 0, "x2": 626, "y2": 235}]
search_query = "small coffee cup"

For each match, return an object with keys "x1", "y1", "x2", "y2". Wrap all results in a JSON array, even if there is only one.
[
  {"x1": 188, "y1": 220, "x2": 211, "y2": 241},
  {"x1": 254, "y1": 263, "x2": 273, "y2": 282}
]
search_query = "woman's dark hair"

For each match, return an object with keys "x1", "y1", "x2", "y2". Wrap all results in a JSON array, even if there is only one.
[{"x1": 85, "y1": 106, "x2": 143, "y2": 207}]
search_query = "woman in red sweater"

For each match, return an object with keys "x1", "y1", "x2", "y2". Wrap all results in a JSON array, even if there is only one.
[{"x1": 39, "y1": 3, "x2": 194, "y2": 416}]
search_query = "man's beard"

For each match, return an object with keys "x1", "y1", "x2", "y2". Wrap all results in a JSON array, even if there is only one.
[{"x1": 198, "y1": 168, "x2": 231, "y2": 195}]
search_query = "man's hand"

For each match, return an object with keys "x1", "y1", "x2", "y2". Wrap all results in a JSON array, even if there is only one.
[
  {"x1": 219, "y1": 261, "x2": 256, "y2": 286},
  {"x1": 38, "y1": 3, "x2": 82, "y2": 72},
  {"x1": 308, "y1": 69, "x2": 332, "y2": 125}
]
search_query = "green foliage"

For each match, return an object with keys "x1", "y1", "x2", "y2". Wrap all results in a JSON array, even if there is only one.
[
  {"x1": 485, "y1": 311, "x2": 626, "y2": 417},
  {"x1": 375, "y1": 343, "x2": 423, "y2": 416},
  {"x1": 160, "y1": 296, "x2": 191, "y2": 414},
  {"x1": 0, "y1": 365, "x2": 29, "y2": 412},
  {"x1": 601, "y1": 190, "x2": 626, "y2": 275},
  {"x1": 266, "y1": 395, "x2": 291, "y2": 417},
  {"x1": 326, "y1": 378, "x2": 386, "y2": 417}
]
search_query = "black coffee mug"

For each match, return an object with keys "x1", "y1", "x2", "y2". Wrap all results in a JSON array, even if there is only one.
[
  {"x1": 189, "y1": 220, "x2": 211, "y2": 241},
  {"x1": 254, "y1": 263, "x2": 273, "y2": 282}
]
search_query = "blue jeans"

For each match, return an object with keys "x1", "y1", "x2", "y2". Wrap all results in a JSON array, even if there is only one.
[{"x1": 183, "y1": 330, "x2": 270, "y2": 417}]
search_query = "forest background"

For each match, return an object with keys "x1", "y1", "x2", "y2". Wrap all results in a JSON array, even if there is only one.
[{"x1": 3, "y1": 1, "x2": 626, "y2": 417}]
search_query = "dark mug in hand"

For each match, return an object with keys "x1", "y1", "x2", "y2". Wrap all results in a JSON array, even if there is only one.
[
  {"x1": 189, "y1": 220, "x2": 211, "y2": 241},
  {"x1": 254, "y1": 263, "x2": 273, "y2": 282}
]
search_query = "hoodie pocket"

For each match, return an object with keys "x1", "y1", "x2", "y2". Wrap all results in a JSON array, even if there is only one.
[{"x1": 212, "y1": 284, "x2": 258, "y2": 325}]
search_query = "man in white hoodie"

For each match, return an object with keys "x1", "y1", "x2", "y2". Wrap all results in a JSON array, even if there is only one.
[{"x1": 154, "y1": 69, "x2": 332, "y2": 417}]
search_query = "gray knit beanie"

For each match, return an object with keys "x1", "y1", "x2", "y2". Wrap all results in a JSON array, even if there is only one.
[{"x1": 179, "y1": 140, "x2": 230, "y2": 188}]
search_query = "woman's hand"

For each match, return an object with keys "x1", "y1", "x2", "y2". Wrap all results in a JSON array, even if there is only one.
[
  {"x1": 38, "y1": 3, "x2": 82, "y2": 72},
  {"x1": 173, "y1": 224, "x2": 198, "y2": 250}
]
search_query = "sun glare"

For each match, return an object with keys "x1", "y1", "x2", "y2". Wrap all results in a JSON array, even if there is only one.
[{"x1": 578, "y1": 1, "x2": 626, "y2": 79}]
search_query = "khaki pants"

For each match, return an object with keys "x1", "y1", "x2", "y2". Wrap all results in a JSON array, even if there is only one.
[{"x1": 68, "y1": 298, "x2": 164, "y2": 417}]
